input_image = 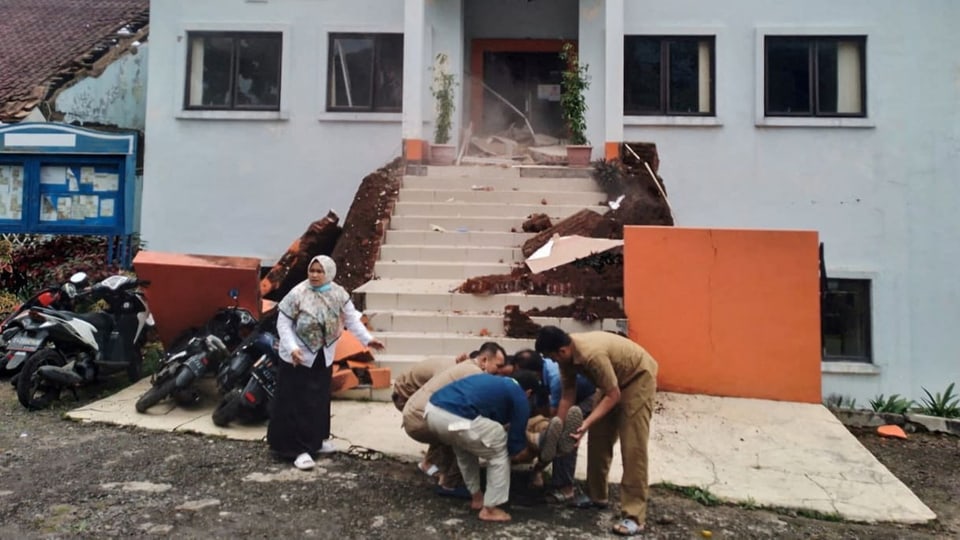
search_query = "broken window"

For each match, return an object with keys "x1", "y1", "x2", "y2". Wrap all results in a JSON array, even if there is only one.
[
  {"x1": 624, "y1": 36, "x2": 714, "y2": 116},
  {"x1": 185, "y1": 32, "x2": 282, "y2": 111},
  {"x1": 765, "y1": 36, "x2": 866, "y2": 117},
  {"x1": 822, "y1": 278, "x2": 872, "y2": 362},
  {"x1": 327, "y1": 33, "x2": 403, "y2": 112}
]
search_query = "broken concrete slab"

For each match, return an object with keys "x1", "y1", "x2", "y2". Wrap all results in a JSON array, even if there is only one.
[
  {"x1": 525, "y1": 235, "x2": 624, "y2": 274},
  {"x1": 528, "y1": 145, "x2": 568, "y2": 165}
]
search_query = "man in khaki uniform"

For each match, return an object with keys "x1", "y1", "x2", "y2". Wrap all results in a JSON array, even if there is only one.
[
  {"x1": 401, "y1": 342, "x2": 507, "y2": 490},
  {"x1": 535, "y1": 326, "x2": 658, "y2": 537}
]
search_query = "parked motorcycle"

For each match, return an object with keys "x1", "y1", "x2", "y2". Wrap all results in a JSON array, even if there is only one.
[
  {"x1": 1, "y1": 272, "x2": 91, "y2": 376},
  {"x1": 214, "y1": 307, "x2": 278, "y2": 394},
  {"x1": 134, "y1": 294, "x2": 257, "y2": 413},
  {"x1": 212, "y1": 346, "x2": 279, "y2": 427},
  {"x1": 15, "y1": 274, "x2": 155, "y2": 410}
]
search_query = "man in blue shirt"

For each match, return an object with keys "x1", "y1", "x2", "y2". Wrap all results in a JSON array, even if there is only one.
[{"x1": 425, "y1": 371, "x2": 539, "y2": 523}]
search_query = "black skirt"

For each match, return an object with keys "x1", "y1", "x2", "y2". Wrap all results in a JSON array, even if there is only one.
[{"x1": 266, "y1": 351, "x2": 332, "y2": 460}]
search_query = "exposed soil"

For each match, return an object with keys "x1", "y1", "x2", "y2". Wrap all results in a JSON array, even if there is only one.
[{"x1": 1, "y1": 383, "x2": 957, "y2": 539}]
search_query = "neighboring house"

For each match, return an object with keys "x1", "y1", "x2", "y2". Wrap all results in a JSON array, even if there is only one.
[
  {"x1": 142, "y1": 0, "x2": 960, "y2": 404},
  {"x1": 0, "y1": 0, "x2": 150, "y2": 233}
]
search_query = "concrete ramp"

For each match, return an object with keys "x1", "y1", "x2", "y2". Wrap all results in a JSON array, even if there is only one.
[{"x1": 68, "y1": 380, "x2": 935, "y2": 524}]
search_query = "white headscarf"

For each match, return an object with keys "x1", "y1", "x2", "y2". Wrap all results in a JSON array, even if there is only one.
[{"x1": 310, "y1": 255, "x2": 336, "y2": 285}]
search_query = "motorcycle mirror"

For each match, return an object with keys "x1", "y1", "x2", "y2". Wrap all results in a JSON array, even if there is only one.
[
  {"x1": 62, "y1": 283, "x2": 77, "y2": 298},
  {"x1": 229, "y1": 288, "x2": 239, "y2": 300}
]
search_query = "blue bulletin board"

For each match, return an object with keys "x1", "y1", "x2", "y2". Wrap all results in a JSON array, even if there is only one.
[{"x1": 0, "y1": 123, "x2": 137, "y2": 265}]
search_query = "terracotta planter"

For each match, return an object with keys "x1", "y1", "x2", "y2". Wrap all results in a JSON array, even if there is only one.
[
  {"x1": 429, "y1": 143, "x2": 457, "y2": 165},
  {"x1": 566, "y1": 145, "x2": 593, "y2": 166}
]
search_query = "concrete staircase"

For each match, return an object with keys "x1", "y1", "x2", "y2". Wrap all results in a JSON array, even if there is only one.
[{"x1": 346, "y1": 165, "x2": 625, "y2": 401}]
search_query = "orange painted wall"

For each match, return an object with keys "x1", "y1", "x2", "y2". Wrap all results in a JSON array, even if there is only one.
[
  {"x1": 133, "y1": 251, "x2": 262, "y2": 349},
  {"x1": 623, "y1": 227, "x2": 821, "y2": 403}
]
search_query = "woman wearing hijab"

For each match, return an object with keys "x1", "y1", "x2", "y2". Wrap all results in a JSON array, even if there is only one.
[{"x1": 269, "y1": 255, "x2": 385, "y2": 470}]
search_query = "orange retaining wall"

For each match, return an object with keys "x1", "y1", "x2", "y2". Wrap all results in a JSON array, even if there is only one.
[
  {"x1": 622, "y1": 226, "x2": 821, "y2": 403},
  {"x1": 133, "y1": 251, "x2": 262, "y2": 349}
]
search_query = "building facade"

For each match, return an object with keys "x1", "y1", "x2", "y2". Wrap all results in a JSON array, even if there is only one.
[{"x1": 142, "y1": 0, "x2": 960, "y2": 404}]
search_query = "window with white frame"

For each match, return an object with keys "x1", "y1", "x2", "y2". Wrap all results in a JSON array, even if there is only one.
[
  {"x1": 184, "y1": 32, "x2": 282, "y2": 111},
  {"x1": 765, "y1": 36, "x2": 866, "y2": 117},
  {"x1": 822, "y1": 278, "x2": 872, "y2": 362},
  {"x1": 327, "y1": 33, "x2": 403, "y2": 112},
  {"x1": 624, "y1": 36, "x2": 715, "y2": 116}
]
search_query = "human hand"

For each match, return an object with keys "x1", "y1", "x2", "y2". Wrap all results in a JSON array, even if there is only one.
[
  {"x1": 367, "y1": 339, "x2": 385, "y2": 351},
  {"x1": 291, "y1": 348, "x2": 304, "y2": 366}
]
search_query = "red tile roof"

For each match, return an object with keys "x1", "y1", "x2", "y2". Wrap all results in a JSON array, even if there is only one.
[{"x1": 0, "y1": 0, "x2": 149, "y2": 122}]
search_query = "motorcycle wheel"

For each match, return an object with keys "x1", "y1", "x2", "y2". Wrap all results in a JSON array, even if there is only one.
[
  {"x1": 212, "y1": 389, "x2": 243, "y2": 427},
  {"x1": 17, "y1": 349, "x2": 65, "y2": 410},
  {"x1": 134, "y1": 377, "x2": 177, "y2": 413}
]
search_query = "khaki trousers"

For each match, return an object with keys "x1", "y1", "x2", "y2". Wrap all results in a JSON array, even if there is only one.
[
  {"x1": 586, "y1": 371, "x2": 656, "y2": 522},
  {"x1": 402, "y1": 406, "x2": 462, "y2": 486}
]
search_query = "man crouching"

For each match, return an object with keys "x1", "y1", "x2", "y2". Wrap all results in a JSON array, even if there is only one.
[{"x1": 424, "y1": 370, "x2": 539, "y2": 522}]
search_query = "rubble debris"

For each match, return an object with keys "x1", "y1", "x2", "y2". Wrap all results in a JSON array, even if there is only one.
[
  {"x1": 522, "y1": 213, "x2": 552, "y2": 233},
  {"x1": 526, "y1": 235, "x2": 623, "y2": 274},
  {"x1": 504, "y1": 305, "x2": 541, "y2": 339},
  {"x1": 260, "y1": 211, "x2": 341, "y2": 301},
  {"x1": 522, "y1": 209, "x2": 619, "y2": 258},
  {"x1": 457, "y1": 259, "x2": 623, "y2": 297},
  {"x1": 526, "y1": 297, "x2": 625, "y2": 322},
  {"x1": 330, "y1": 159, "x2": 403, "y2": 293}
]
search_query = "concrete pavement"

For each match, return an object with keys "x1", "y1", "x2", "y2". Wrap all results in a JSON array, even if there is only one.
[{"x1": 67, "y1": 379, "x2": 936, "y2": 524}]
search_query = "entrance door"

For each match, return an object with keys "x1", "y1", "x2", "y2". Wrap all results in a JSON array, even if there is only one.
[{"x1": 470, "y1": 40, "x2": 568, "y2": 140}]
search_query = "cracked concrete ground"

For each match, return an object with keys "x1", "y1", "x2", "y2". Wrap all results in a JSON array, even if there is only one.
[{"x1": 67, "y1": 379, "x2": 935, "y2": 524}]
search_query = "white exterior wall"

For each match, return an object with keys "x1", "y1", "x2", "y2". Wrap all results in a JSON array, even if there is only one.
[
  {"x1": 143, "y1": 0, "x2": 406, "y2": 262},
  {"x1": 608, "y1": 0, "x2": 960, "y2": 403},
  {"x1": 56, "y1": 45, "x2": 149, "y2": 131}
]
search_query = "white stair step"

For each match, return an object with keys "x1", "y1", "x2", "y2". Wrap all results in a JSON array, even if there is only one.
[
  {"x1": 384, "y1": 229, "x2": 533, "y2": 247},
  {"x1": 354, "y1": 278, "x2": 578, "y2": 312},
  {"x1": 373, "y1": 260, "x2": 514, "y2": 280},
  {"x1": 403, "y1": 175, "x2": 599, "y2": 192},
  {"x1": 366, "y1": 309, "x2": 626, "y2": 335},
  {"x1": 375, "y1": 331, "x2": 536, "y2": 356},
  {"x1": 389, "y1": 214, "x2": 595, "y2": 232},
  {"x1": 399, "y1": 188, "x2": 606, "y2": 205},
  {"x1": 380, "y1": 244, "x2": 522, "y2": 264},
  {"x1": 392, "y1": 201, "x2": 609, "y2": 218}
]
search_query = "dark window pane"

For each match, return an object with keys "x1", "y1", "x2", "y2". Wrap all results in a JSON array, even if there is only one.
[
  {"x1": 624, "y1": 37, "x2": 661, "y2": 113},
  {"x1": 373, "y1": 34, "x2": 404, "y2": 110},
  {"x1": 816, "y1": 41, "x2": 838, "y2": 113},
  {"x1": 822, "y1": 279, "x2": 872, "y2": 361},
  {"x1": 193, "y1": 36, "x2": 233, "y2": 107},
  {"x1": 235, "y1": 35, "x2": 282, "y2": 108},
  {"x1": 330, "y1": 37, "x2": 374, "y2": 109},
  {"x1": 767, "y1": 38, "x2": 811, "y2": 114},
  {"x1": 668, "y1": 40, "x2": 701, "y2": 113}
]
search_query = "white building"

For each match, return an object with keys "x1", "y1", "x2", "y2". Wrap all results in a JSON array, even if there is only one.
[{"x1": 142, "y1": 0, "x2": 960, "y2": 405}]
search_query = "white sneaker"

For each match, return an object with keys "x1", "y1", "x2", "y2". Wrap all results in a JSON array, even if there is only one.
[
  {"x1": 317, "y1": 440, "x2": 337, "y2": 454},
  {"x1": 294, "y1": 452, "x2": 316, "y2": 470}
]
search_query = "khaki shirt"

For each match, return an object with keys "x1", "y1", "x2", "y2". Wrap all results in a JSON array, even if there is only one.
[
  {"x1": 392, "y1": 356, "x2": 456, "y2": 409},
  {"x1": 403, "y1": 361, "x2": 482, "y2": 425},
  {"x1": 559, "y1": 331, "x2": 658, "y2": 398}
]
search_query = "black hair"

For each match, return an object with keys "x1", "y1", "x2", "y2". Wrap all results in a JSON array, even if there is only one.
[
  {"x1": 512, "y1": 348, "x2": 543, "y2": 372},
  {"x1": 534, "y1": 326, "x2": 571, "y2": 356},
  {"x1": 510, "y1": 369, "x2": 541, "y2": 394},
  {"x1": 477, "y1": 341, "x2": 507, "y2": 360}
]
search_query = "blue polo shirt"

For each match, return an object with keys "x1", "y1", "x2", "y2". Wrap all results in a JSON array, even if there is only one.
[
  {"x1": 543, "y1": 357, "x2": 596, "y2": 409},
  {"x1": 429, "y1": 373, "x2": 530, "y2": 457}
]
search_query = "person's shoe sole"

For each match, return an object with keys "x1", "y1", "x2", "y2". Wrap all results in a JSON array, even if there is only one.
[
  {"x1": 539, "y1": 417, "x2": 564, "y2": 463},
  {"x1": 558, "y1": 406, "x2": 584, "y2": 456}
]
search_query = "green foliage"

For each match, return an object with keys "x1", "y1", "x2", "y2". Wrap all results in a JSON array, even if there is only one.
[
  {"x1": 918, "y1": 382, "x2": 960, "y2": 418},
  {"x1": 0, "y1": 235, "x2": 119, "y2": 298},
  {"x1": 559, "y1": 42, "x2": 590, "y2": 146},
  {"x1": 869, "y1": 394, "x2": 914, "y2": 414},
  {"x1": 430, "y1": 53, "x2": 456, "y2": 145},
  {"x1": 658, "y1": 482, "x2": 721, "y2": 506},
  {"x1": 823, "y1": 393, "x2": 858, "y2": 410}
]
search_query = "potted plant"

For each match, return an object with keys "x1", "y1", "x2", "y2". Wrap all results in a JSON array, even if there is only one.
[
  {"x1": 430, "y1": 53, "x2": 457, "y2": 165},
  {"x1": 559, "y1": 43, "x2": 592, "y2": 166}
]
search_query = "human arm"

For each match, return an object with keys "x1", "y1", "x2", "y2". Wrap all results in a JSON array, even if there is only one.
[
  {"x1": 342, "y1": 300, "x2": 384, "y2": 351},
  {"x1": 570, "y1": 352, "x2": 620, "y2": 442},
  {"x1": 554, "y1": 364, "x2": 578, "y2": 421},
  {"x1": 276, "y1": 311, "x2": 304, "y2": 365},
  {"x1": 505, "y1": 387, "x2": 532, "y2": 458}
]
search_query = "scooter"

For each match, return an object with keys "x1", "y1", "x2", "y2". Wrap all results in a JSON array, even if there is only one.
[
  {"x1": 1, "y1": 272, "x2": 90, "y2": 376},
  {"x1": 134, "y1": 292, "x2": 256, "y2": 413},
  {"x1": 15, "y1": 274, "x2": 155, "y2": 410},
  {"x1": 212, "y1": 347, "x2": 279, "y2": 427}
]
